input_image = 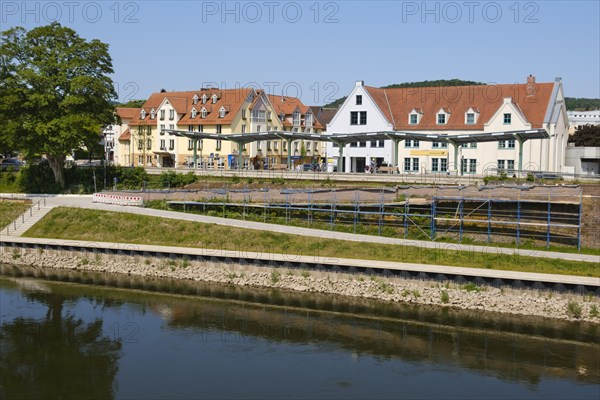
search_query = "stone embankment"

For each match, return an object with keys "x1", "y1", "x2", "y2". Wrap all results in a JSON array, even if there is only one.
[{"x1": 2, "y1": 247, "x2": 599, "y2": 323}]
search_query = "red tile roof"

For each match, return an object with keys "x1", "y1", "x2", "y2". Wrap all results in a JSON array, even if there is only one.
[
  {"x1": 115, "y1": 107, "x2": 139, "y2": 120},
  {"x1": 118, "y1": 129, "x2": 131, "y2": 141},
  {"x1": 364, "y1": 82, "x2": 554, "y2": 130}
]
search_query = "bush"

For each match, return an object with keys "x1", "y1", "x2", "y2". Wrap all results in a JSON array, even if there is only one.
[
  {"x1": 441, "y1": 290, "x2": 450, "y2": 303},
  {"x1": 567, "y1": 301, "x2": 582, "y2": 319},
  {"x1": 17, "y1": 164, "x2": 60, "y2": 193}
]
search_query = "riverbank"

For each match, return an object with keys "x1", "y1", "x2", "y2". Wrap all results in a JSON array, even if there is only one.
[{"x1": 2, "y1": 245, "x2": 599, "y2": 323}]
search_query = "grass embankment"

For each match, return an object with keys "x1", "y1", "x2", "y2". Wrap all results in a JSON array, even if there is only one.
[
  {"x1": 0, "y1": 201, "x2": 30, "y2": 229},
  {"x1": 22, "y1": 207, "x2": 600, "y2": 278}
]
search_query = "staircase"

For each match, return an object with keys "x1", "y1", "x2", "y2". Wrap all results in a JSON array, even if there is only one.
[{"x1": 1, "y1": 200, "x2": 54, "y2": 237}]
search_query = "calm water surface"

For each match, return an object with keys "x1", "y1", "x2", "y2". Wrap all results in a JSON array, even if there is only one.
[{"x1": 0, "y1": 265, "x2": 598, "y2": 400}]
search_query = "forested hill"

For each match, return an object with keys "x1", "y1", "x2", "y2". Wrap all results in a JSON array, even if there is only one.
[{"x1": 322, "y1": 80, "x2": 600, "y2": 111}]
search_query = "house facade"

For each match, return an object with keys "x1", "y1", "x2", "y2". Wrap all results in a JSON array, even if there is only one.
[
  {"x1": 326, "y1": 76, "x2": 569, "y2": 174},
  {"x1": 118, "y1": 89, "x2": 324, "y2": 169}
]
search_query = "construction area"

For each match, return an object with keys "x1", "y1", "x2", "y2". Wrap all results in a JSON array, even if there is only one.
[{"x1": 112, "y1": 184, "x2": 592, "y2": 251}]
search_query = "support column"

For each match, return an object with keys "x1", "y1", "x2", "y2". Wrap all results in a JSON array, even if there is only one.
[
  {"x1": 287, "y1": 138, "x2": 293, "y2": 170},
  {"x1": 517, "y1": 136, "x2": 525, "y2": 177},
  {"x1": 393, "y1": 139, "x2": 400, "y2": 169},
  {"x1": 451, "y1": 142, "x2": 459, "y2": 175},
  {"x1": 193, "y1": 139, "x2": 198, "y2": 168},
  {"x1": 337, "y1": 142, "x2": 344, "y2": 173},
  {"x1": 237, "y1": 142, "x2": 243, "y2": 170}
]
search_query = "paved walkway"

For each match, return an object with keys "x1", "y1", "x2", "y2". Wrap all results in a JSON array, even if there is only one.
[{"x1": 6, "y1": 194, "x2": 598, "y2": 264}]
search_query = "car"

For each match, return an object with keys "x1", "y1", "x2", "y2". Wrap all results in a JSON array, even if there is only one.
[
  {"x1": 0, "y1": 158, "x2": 23, "y2": 171},
  {"x1": 301, "y1": 163, "x2": 321, "y2": 172}
]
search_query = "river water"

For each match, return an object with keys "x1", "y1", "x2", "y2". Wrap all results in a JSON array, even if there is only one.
[{"x1": 1, "y1": 264, "x2": 598, "y2": 399}]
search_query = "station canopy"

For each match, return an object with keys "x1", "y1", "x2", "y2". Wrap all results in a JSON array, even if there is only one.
[{"x1": 164, "y1": 128, "x2": 550, "y2": 145}]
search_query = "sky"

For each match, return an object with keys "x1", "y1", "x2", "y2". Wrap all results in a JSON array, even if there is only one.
[{"x1": 1, "y1": 0, "x2": 599, "y2": 104}]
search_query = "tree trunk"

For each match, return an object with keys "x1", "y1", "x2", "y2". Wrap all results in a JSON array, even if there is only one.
[{"x1": 47, "y1": 155, "x2": 66, "y2": 189}]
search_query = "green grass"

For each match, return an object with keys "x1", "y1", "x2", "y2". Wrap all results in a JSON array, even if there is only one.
[
  {"x1": 0, "y1": 200, "x2": 30, "y2": 229},
  {"x1": 22, "y1": 207, "x2": 600, "y2": 278}
]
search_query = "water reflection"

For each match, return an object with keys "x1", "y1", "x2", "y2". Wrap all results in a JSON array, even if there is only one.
[
  {"x1": 0, "y1": 278, "x2": 122, "y2": 399},
  {"x1": 1, "y1": 264, "x2": 598, "y2": 399}
]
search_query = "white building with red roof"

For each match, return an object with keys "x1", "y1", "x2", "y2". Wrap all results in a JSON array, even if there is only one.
[{"x1": 326, "y1": 76, "x2": 568, "y2": 175}]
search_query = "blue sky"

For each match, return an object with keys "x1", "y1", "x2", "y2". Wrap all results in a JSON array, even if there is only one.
[{"x1": 2, "y1": 0, "x2": 599, "y2": 104}]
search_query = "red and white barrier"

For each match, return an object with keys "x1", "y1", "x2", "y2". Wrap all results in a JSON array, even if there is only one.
[{"x1": 93, "y1": 193, "x2": 144, "y2": 206}]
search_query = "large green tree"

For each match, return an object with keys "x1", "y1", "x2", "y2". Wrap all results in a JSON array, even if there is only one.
[
  {"x1": 0, "y1": 23, "x2": 117, "y2": 188},
  {"x1": 569, "y1": 124, "x2": 600, "y2": 147}
]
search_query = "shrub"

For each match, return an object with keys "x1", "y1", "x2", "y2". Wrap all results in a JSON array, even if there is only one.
[
  {"x1": 271, "y1": 271, "x2": 281, "y2": 283},
  {"x1": 567, "y1": 301, "x2": 582, "y2": 319},
  {"x1": 590, "y1": 305, "x2": 599, "y2": 318},
  {"x1": 441, "y1": 290, "x2": 450, "y2": 303}
]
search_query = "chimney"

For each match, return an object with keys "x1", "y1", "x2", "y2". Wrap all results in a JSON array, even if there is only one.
[
  {"x1": 527, "y1": 75, "x2": 535, "y2": 84},
  {"x1": 355, "y1": 80, "x2": 364, "y2": 87}
]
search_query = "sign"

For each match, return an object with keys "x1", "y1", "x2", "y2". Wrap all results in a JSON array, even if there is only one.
[{"x1": 410, "y1": 150, "x2": 448, "y2": 156}]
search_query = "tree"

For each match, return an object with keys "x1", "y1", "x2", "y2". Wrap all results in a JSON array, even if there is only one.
[
  {"x1": 569, "y1": 124, "x2": 600, "y2": 147},
  {"x1": 0, "y1": 23, "x2": 117, "y2": 188}
]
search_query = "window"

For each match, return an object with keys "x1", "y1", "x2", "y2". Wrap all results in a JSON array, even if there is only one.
[
  {"x1": 201, "y1": 108, "x2": 207, "y2": 118},
  {"x1": 466, "y1": 113, "x2": 475, "y2": 124},
  {"x1": 256, "y1": 125, "x2": 261, "y2": 133},
  {"x1": 507, "y1": 160, "x2": 515, "y2": 171},
  {"x1": 138, "y1": 139, "x2": 143, "y2": 150},
  {"x1": 169, "y1": 139, "x2": 174, "y2": 150},
  {"x1": 160, "y1": 139, "x2": 166, "y2": 150},
  {"x1": 198, "y1": 125, "x2": 203, "y2": 133},
  {"x1": 212, "y1": 94, "x2": 218, "y2": 104},
  {"x1": 169, "y1": 109, "x2": 175, "y2": 120},
  {"x1": 305, "y1": 113, "x2": 313, "y2": 127},
  {"x1": 498, "y1": 139, "x2": 515, "y2": 149},
  {"x1": 462, "y1": 158, "x2": 477, "y2": 174},
  {"x1": 293, "y1": 111, "x2": 300, "y2": 126},
  {"x1": 274, "y1": 141, "x2": 278, "y2": 151},
  {"x1": 241, "y1": 125, "x2": 246, "y2": 133},
  {"x1": 193, "y1": 94, "x2": 198, "y2": 104},
  {"x1": 350, "y1": 142, "x2": 357, "y2": 147},
  {"x1": 432, "y1": 158, "x2": 448, "y2": 172},
  {"x1": 413, "y1": 158, "x2": 419, "y2": 172},
  {"x1": 138, "y1": 155, "x2": 143, "y2": 164},
  {"x1": 497, "y1": 159, "x2": 505, "y2": 170},
  {"x1": 160, "y1": 124, "x2": 165, "y2": 135},
  {"x1": 140, "y1": 110, "x2": 146, "y2": 119},
  {"x1": 359, "y1": 141, "x2": 366, "y2": 148},
  {"x1": 266, "y1": 141, "x2": 271, "y2": 151},
  {"x1": 191, "y1": 108, "x2": 197, "y2": 119},
  {"x1": 150, "y1": 109, "x2": 155, "y2": 119},
  {"x1": 405, "y1": 139, "x2": 419, "y2": 148},
  {"x1": 432, "y1": 141, "x2": 447, "y2": 148},
  {"x1": 469, "y1": 142, "x2": 477, "y2": 148},
  {"x1": 350, "y1": 111, "x2": 358, "y2": 125},
  {"x1": 160, "y1": 110, "x2": 165, "y2": 120},
  {"x1": 410, "y1": 114, "x2": 418, "y2": 124},
  {"x1": 359, "y1": 111, "x2": 367, "y2": 125},
  {"x1": 283, "y1": 141, "x2": 287, "y2": 151},
  {"x1": 216, "y1": 139, "x2": 222, "y2": 151},
  {"x1": 219, "y1": 107, "x2": 226, "y2": 118},
  {"x1": 216, "y1": 125, "x2": 222, "y2": 134},
  {"x1": 146, "y1": 139, "x2": 152, "y2": 150},
  {"x1": 503, "y1": 113, "x2": 511, "y2": 124},
  {"x1": 437, "y1": 113, "x2": 446, "y2": 124},
  {"x1": 188, "y1": 125, "x2": 194, "y2": 132},
  {"x1": 169, "y1": 124, "x2": 174, "y2": 130},
  {"x1": 356, "y1": 95, "x2": 362, "y2": 105},
  {"x1": 188, "y1": 140, "x2": 194, "y2": 150},
  {"x1": 404, "y1": 158, "x2": 419, "y2": 172},
  {"x1": 201, "y1": 94, "x2": 207, "y2": 104}
]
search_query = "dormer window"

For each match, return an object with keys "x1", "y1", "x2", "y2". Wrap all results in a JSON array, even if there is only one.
[
  {"x1": 140, "y1": 110, "x2": 146, "y2": 119},
  {"x1": 150, "y1": 109, "x2": 155, "y2": 119},
  {"x1": 292, "y1": 110, "x2": 300, "y2": 126},
  {"x1": 193, "y1": 94, "x2": 198, "y2": 105},
  {"x1": 437, "y1": 113, "x2": 446, "y2": 124},
  {"x1": 280, "y1": 112, "x2": 285, "y2": 121},
  {"x1": 201, "y1": 107, "x2": 207, "y2": 118},
  {"x1": 219, "y1": 107, "x2": 226, "y2": 118},
  {"x1": 306, "y1": 112, "x2": 313, "y2": 127},
  {"x1": 212, "y1": 94, "x2": 218, "y2": 104},
  {"x1": 408, "y1": 109, "x2": 423, "y2": 125},
  {"x1": 465, "y1": 108, "x2": 479, "y2": 125},
  {"x1": 191, "y1": 108, "x2": 197, "y2": 119},
  {"x1": 201, "y1": 94, "x2": 207, "y2": 104}
]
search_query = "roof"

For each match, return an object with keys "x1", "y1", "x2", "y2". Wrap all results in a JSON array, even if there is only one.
[
  {"x1": 164, "y1": 128, "x2": 549, "y2": 146},
  {"x1": 118, "y1": 129, "x2": 131, "y2": 141},
  {"x1": 115, "y1": 107, "x2": 139, "y2": 120},
  {"x1": 364, "y1": 82, "x2": 555, "y2": 130},
  {"x1": 177, "y1": 88, "x2": 253, "y2": 126}
]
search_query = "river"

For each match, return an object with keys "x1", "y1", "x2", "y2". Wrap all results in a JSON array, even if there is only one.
[{"x1": 0, "y1": 264, "x2": 598, "y2": 399}]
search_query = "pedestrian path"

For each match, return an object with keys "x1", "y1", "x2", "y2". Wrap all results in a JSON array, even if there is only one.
[
  {"x1": 0, "y1": 198, "x2": 53, "y2": 238},
  {"x1": 8, "y1": 194, "x2": 594, "y2": 264}
]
